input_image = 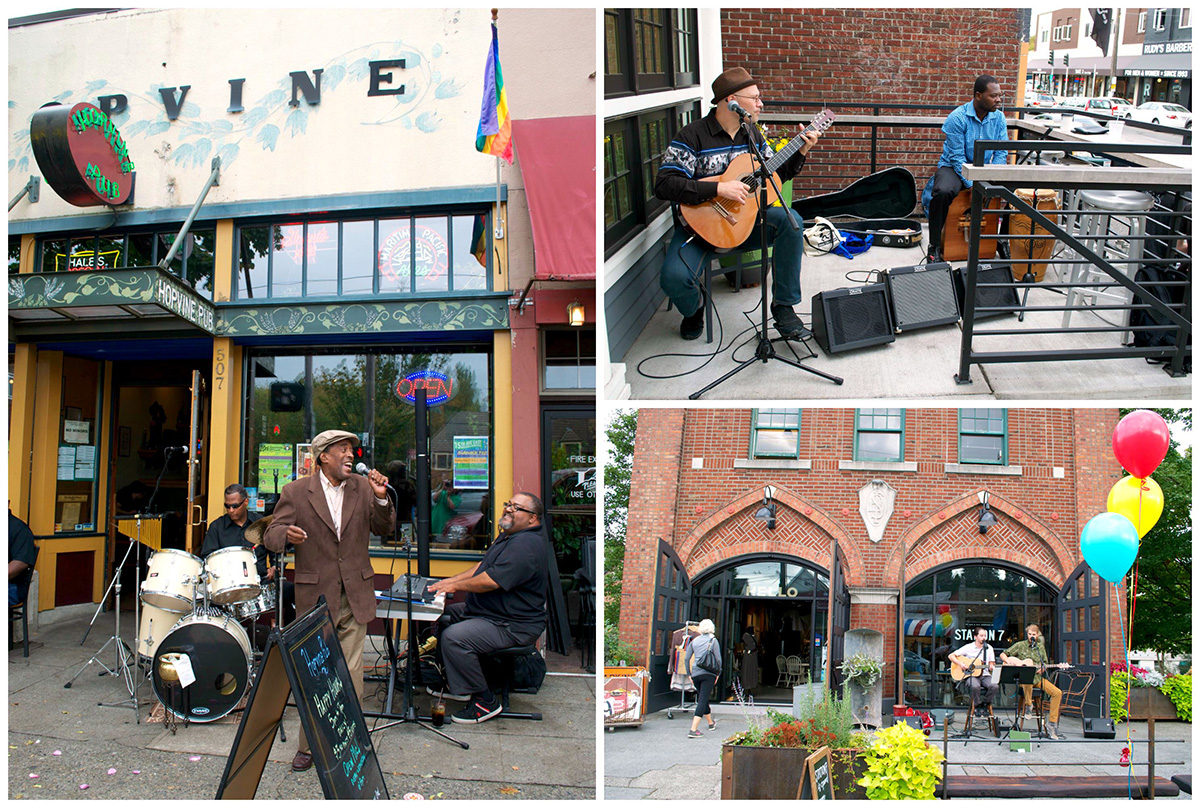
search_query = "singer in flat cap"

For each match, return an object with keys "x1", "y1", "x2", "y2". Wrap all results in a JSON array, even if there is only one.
[
  {"x1": 263, "y1": 429, "x2": 394, "y2": 773},
  {"x1": 655, "y1": 66, "x2": 821, "y2": 341}
]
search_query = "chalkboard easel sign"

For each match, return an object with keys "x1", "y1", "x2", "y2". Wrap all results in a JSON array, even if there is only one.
[
  {"x1": 216, "y1": 596, "x2": 388, "y2": 800},
  {"x1": 797, "y1": 745, "x2": 834, "y2": 800}
]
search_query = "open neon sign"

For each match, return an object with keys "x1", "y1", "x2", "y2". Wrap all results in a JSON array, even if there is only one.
[{"x1": 395, "y1": 371, "x2": 455, "y2": 406}]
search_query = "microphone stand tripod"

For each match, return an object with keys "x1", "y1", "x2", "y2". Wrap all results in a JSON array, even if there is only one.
[
  {"x1": 363, "y1": 485, "x2": 467, "y2": 749},
  {"x1": 689, "y1": 110, "x2": 843, "y2": 399}
]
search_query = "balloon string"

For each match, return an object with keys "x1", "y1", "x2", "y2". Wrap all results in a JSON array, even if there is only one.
[{"x1": 1113, "y1": 582, "x2": 1133, "y2": 756}]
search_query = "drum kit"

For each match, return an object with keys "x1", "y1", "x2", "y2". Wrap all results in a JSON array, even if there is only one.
[{"x1": 137, "y1": 544, "x2": 275, "y2": 724}]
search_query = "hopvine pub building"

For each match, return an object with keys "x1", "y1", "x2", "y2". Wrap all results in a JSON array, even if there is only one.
[
  {"x1": 619, "y1": 408, "x2": 1130, "y2": 717},
  {"x1": 8, "y1": 9, "x2": 596, "y2": 630}
]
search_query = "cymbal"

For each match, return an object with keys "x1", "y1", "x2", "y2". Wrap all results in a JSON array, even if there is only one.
[{"x1": 242, "y1": 515, "x2": 274, "y2": 546}]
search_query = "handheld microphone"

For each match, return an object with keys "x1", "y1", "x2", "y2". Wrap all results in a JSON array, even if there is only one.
[
  {"x1": 727, "y1": 98, "x2": 750, "y2": 119},
  {"x1": 354, "y1": 462, "x2": 370, "y2": 476}
]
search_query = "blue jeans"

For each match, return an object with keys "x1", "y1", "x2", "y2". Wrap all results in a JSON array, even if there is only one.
[{"x1": 661, "y1": 205, "x2": 805, "y2": 316}]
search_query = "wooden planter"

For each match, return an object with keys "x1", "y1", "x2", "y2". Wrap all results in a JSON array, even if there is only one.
[
  {"x1": 720, "y1": 744, "x2": 867, "y2": 800},
  {"x1": 1127, "y1": 686, "x2": 1179, "y2": 720}
]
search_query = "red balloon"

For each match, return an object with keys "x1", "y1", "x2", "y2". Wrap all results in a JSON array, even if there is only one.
[{"x1": 1112, "y1": 410, "x2": 1170, "y2": 479}]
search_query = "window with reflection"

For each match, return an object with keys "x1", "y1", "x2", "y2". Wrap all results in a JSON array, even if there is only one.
[
  {"x1": 235, "y1": 211, "x2": 491, "y2": 300},
  {"x1": 855, "y1": 408, "x2": 905, "y2": 461},
  {"x1": 959, "y1": 408, "x2": 1007, "y2": 464},
  {"x1": 903, "y1": 564, "x2": 1056, "y2": 709},
  {"x1": 244, "y1": 346, "x2": 494, "y2": 554},
  {"x1": 35, "y1": 229, "x2": 216, "y2": 300},
  {"x1": 752, "y1": 408, "x2": 801, "y2": 458}
]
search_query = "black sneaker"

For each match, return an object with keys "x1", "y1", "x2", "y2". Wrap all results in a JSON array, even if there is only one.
[
  {"x1": 770, "y1": 304, "x2": 812, "y2": 340},
  {"x1": 680, "y1": 288, "x2": 707, "y2": 340},
  {"x1": 452, "y1": 696, "x2": 502, "y2": 724}
]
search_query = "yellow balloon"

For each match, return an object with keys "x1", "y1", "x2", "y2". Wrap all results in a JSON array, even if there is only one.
[{"x1": 1106, "y1": 475, "x2": 1164, "y2": 538}]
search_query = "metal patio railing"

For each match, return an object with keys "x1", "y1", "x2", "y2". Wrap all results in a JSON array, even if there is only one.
[{"x1": 954, "y1": 139, "x2": 1191, "y2": 383}]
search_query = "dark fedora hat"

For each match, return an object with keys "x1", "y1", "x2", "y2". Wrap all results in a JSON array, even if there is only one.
[{"x1": 711, "y1": 66, "x2": 757, "y2": 104}]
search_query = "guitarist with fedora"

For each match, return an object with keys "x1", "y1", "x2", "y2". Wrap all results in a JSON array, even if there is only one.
[
  {"x1": 655, "y1": 66, "x2": 821, "y2": 341},
  {"x1": 1000, "y1": 623, "x2": 1067, "y2": 739},
  {"x1": 949, "y1": 627, "x2": 998, "y2": 714}
]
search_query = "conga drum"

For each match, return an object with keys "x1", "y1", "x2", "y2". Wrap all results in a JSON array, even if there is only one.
[{"x1": 1008, "y1": 188, "x2": 1060, "y2": 282}]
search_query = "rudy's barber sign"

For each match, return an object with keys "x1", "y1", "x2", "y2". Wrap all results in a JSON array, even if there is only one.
[{"x1": 30, "y1": 102, "x2": 136, "y2": 206}]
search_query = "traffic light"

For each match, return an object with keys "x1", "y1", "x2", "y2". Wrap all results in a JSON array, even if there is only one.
[
  {"x1": 1049, "y1": 49, "x2": 1055, "y2": 66},
  {"x1": 1064, "y1": 54, "x2": 1070, "y2": 67}
]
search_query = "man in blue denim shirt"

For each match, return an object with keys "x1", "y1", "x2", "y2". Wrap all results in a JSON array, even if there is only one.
[{"x1": 922, "y1": 75, "x2": 1009, "y2": 261}]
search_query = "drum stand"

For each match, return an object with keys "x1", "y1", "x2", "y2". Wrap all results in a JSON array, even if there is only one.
[{"x1": 64, "y1": 513, "x2": 144, "y2": 724}]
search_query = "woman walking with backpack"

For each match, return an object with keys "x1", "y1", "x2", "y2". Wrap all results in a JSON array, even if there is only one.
[{"x1": 685, "y1": 619, "x2": 722, "y2": 738}]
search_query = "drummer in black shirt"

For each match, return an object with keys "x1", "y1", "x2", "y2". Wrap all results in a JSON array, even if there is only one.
[
  {"x1": 202, "y1": 484, "x2": 295, "y2": 623},
  {"x1": 428, "y1": 491, "x2": 549, "y2": 724}
]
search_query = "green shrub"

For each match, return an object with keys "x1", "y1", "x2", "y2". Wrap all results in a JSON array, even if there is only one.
[
  {"x1": 857, "y1": 722, "x2": 945, "y2": 800},
  {"x1": 1110, "y1": 671, "x2": 1130, "y2": 723},
  {"x1": 1160, "y1": 674, "x2": 1192, "y2": 722},
  {"x1": 603, "y1": 619, "x2": 640, "y2": 666}
]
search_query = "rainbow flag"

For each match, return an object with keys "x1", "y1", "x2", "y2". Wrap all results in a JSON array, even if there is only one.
[{"x1": 475, "y1": 21, "x2": 513, "y2": 164}]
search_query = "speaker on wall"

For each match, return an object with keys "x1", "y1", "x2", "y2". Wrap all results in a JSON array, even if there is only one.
[
  {"x1": 810, "y1": 283, "x2": 895, "y2": 354},
  {"x1": 884, "y1": 262, "x2": 960, "y2": 332},
  {"x1": 953, "y1": 262, "x2": 1020, "y2": 320},
  {"x1": 1083, "y1": 717, "x2": 1116, "y2": 739}
]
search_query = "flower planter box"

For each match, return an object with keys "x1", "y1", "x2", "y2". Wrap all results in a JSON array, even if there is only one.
[
  {"x1": 1127, "y1": 686, "x2": 1179, "y2": 720},
  {"x1": 720, "y1": 744, "x2": 867, "y2": 800}
]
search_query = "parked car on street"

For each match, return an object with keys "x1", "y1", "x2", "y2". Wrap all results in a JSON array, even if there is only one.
[
  {"x1": 1027, "y1": 93, "x2": 1056, "y2": 107},
  {"x1": 1084, "y1": 96, "x2": 1134, "y2": 117},
  {"x1": 1059, "y1": 96, "x2": 1088, "y2": 110},
  {"x1": 1127, "y1": 101, "x2": 1192, "y2": 129}
]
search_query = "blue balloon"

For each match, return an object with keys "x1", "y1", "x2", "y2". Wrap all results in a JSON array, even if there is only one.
[{"x1": 1080, "y1": 512, "x2": 1140, "y2": 583}]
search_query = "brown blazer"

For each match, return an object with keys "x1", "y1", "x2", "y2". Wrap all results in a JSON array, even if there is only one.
[{"x1": 263, "y1": 471, "x2": 394, "y2": 625}]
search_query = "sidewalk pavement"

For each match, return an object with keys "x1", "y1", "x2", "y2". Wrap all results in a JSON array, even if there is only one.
[
  {"x1": 9, "y1": 604, "x2": 595, "y2": 800},
  {"x1": 604, "y1": 704, "x2": 1192, "y2": 800},
  {"x1": 619, "y1": 221, "x2": 1191, "y2": 400}
]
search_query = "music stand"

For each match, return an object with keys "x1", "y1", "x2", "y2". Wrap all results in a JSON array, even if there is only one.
[{"x1": 997, "y1": 665, "x2": 1038, "y2": 745}]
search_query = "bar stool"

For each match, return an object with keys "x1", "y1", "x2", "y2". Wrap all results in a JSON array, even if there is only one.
[{"x1": 1061, "y1": 188, "x2": 1155, "y2": 334}]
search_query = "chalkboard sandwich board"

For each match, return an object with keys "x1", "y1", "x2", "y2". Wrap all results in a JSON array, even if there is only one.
[
  {"x1": 216, "y1": 596, "x2": 388, "y2": 800},
  {"x1": 797, "y1": 745, "x2": 834, "y2": 800}
]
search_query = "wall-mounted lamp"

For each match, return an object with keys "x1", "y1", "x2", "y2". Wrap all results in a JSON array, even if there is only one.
[
  {"x1": 567, "y1": 301, "x2": 585, "y2": 327},
  {"x1": 977, "y1": 490, "x2": 997, "y2": 534},
  {"x1": 753, "y1": 485, "x2": 777, "y2": 530}
]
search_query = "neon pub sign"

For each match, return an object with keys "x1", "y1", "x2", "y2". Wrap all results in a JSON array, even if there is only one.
[
  {"x1": 30, "y1": 101, "x2": 136, "y2": 207},
  {"x1": 395, "y1": 371, "x2": 456, "y2": 406}
]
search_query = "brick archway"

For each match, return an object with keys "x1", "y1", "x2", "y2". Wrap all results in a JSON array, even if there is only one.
[
  {"x1": 886, "y1": 490, "x2": 1077, "y2": 586},
  {"x1": 679, "y1": 486, "x2": 865, "y2": 585}
]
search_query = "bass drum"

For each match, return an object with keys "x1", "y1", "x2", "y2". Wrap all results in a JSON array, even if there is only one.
[{"x1": 151, "y1": 609, "x2": 252, "y2": 722}]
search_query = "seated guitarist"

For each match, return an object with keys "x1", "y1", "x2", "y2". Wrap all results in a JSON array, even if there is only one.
[
  {"x1": 654, "y1": 66, "x2": 821, "y2": 341},
  {"x1": 949, "y1": 627, "x2": 998, "y2": 711},
  {"x1": 1000, "y1": 623, "x2": 1064, "y2": 740},
  {"x1": 920, "y1": 75, "x2": 1009, "y2": 262}
]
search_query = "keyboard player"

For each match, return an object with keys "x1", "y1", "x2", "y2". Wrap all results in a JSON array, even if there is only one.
[{"x1": 427, "y1": 492, "x2": 549, "y2": 724}]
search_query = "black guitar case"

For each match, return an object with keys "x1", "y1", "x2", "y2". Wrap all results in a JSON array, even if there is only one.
[{"x1": 792, "y1": 167, "x2": 922, "y2": 245}]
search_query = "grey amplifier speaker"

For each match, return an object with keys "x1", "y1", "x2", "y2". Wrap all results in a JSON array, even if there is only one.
[
  {"x1": 1083, "y1": 717, "x2": 1116, "y2": 738},
  {"x1": 810, "y1": 283, "x2": 896, "y2": 354},
  {"x1": 884, "y1": 262, "x2": 960, "y2": 333},
  {"x1": 953, "y1": 262, "x2": 1020, "y2": 320}
]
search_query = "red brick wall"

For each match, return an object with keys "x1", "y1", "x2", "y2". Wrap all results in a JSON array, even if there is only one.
[
  {"x1": 719, "y1": 8, "x2": 1025, "y2": 199},
  {"x1": 619, "y1": 408, "x2": 1128, "y2": 693}
]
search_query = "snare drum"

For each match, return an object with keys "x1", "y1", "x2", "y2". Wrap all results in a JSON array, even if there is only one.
[
  {"x1": 203, "y1": 546, "x2": 261, "y2": 605},
  {"x1": 141, "y1": 549, "x2": 202, "y2": 612},
  {"x1": 151, "y1": 609, "x2": 252, "y2": 722},
  {"x1": 136, "y1": 603, "x2": 184, "y2": 660},
  {"x1": 231, "y1": 585, "x2": 277, "y2": 621}
]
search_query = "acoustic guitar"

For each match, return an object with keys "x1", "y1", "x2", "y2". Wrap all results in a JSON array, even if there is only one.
[
  {"x1": 941, "y1": 188, "x2": 1002, "y2": 262},
  {"x1": 678, "y1": 109, "x2": 835, "y2": 252},
  {"x1": 949, "y1": 657, "x2": 990, "y2": 682},
  {"x1": 1005, "y1": 658, "x2": 1073, "y2": 677}
]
